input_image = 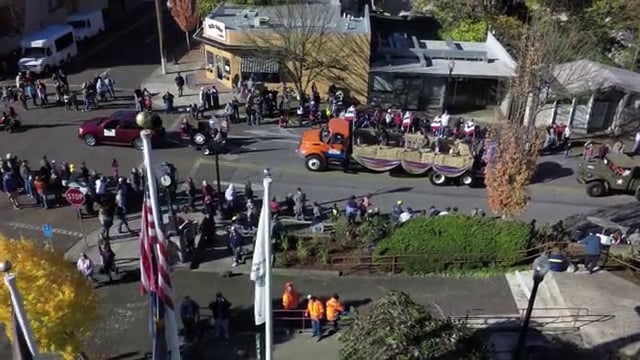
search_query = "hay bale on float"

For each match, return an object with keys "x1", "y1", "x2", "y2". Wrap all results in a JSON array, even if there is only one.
[{"x1": 353, "y1": 145, "x2": 402, "y2": 160}]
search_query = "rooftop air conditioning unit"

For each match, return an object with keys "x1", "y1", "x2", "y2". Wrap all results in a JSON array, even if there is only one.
[
  {"x1": 254, "y1": 16, "x2": 270, "y2": 27},
  {"x1": 246, "y1": 10, "x2": 258, "y2": 18}
]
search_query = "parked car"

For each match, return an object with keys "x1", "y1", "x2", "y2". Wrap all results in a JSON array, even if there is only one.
[
  {"x1": 67, "y1": 9, "x2": 105, "y2": 42},
  {"x1": 77, "y1": 110, "x2": 165, "y2": 149}
]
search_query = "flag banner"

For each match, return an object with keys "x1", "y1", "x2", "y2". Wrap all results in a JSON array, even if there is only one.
[
  {"x1": 11, "y1": 309, "x2": 33, "y2": 360},
  {"x1": 250, "y1": 192, "x2": 269, "y2": 326},
  {"x1": 139, "y1": 195, "x2": 156, "y2": 294},
  {"x1": 151, "y1": 291, "x2": 168, "y2": 360}
]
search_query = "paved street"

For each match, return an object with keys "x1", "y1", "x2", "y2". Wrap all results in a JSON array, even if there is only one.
[{"x1": 0, "y1": 0, "x2": 635, "y2": 251}]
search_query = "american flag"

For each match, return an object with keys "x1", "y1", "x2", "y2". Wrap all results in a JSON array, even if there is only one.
[
  {"x1": 139, "y1": 197, "x2": 174, "y2": 310},
  {"x1": 139, "y1": 195, "x2": 175, "y2": 360}
]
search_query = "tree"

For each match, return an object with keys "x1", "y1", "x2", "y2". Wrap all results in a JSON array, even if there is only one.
[
  {"x1": 0, "y1": 237, "x2": 99, "y2": 359},
  {"x1": 170, "y1": 0, "x2": 200, "y2": 48},
  {"x1": 339, "y1": 291, "x2": 489, "y2": 360},
  {"x1": 505, "y1": 11, "x2": 596, "y2": 126},
  {"x1": 196, "y1": 0, "x2": 221, "y2": 18},
  {"x1": 242, "y1": 0, "x2": 351, "y2": 102},
  {"x1": 484, "y1": 10, "x2": 594, "y2": 217},
  {"x1": 483, "y1": 122, "x2": 544, "y2": 217}
]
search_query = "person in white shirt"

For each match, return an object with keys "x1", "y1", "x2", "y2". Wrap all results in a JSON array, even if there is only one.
[
  {"x1": 464, "y1": 118, "x2": 476, "y2": 134},
  {"x1": 399, "y1": 207, "x2": 413, "y2": 223},
  {"x1": 225, "y1": 184, "x2": 236, "y2": 204},
  {"x1": 95, "y1": 176, "x2": 107, "y2": 195},
  {"x1": 385, "y1": 109, "x2": 393, "y2": 125},
  {"x1": 440, "y1": 110, "x2": 450, "y2": 137},
  {"x1": 402, "y1": 111, "x2": 412, "y2": 132},
  {"x1": 633, "y1": 131, "x2": 640, "y2": 154},
  {"x1": 431, "y1": 114, "x2": 442, "y2": 135},
  {"x1": 77, "y1": 253, "x2": 96, "y2": 282}
]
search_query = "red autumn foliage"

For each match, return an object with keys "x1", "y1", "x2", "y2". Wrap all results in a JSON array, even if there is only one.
[
  {"x1": 483, "y1": 122, "x2": 544, "y2": 218},
  {"x1": 170, "y1": 0, "x2": 199, "y2": 33}
]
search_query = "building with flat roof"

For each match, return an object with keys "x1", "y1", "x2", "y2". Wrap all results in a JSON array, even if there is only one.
[
  {"x1": 369, "y1": 14, "x2": 516, "y2": 111},
  {"x1": 194, "y1": 0, "x2": 372, "y2": 103}
]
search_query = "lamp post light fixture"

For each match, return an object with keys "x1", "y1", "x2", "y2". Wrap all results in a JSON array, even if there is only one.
[
  {"x1": 443, "y1": 59, "x2": 456, "y2": 112},
  {"x1": 0, "y1": 260, "x2": 11, "y2": 273},
  {"x1": 514, "y1": 255, "x2": 551, "y2": 359}
]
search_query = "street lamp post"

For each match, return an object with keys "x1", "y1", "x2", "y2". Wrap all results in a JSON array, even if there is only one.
[
  {"x1": 443, "y1": 59, "x2": 455, "y2": 112},
  {"x1": 513, "y1": 255, "x2": 551, "y2": 359},
  {"x1": 1, "y1": 260, "x2": 40, "y2": 358},
  {"x1": 154, "y1": 0, "x2": 167, "y2": 75},
  {"x1": 214, "y1": 142, "x2": 224, "y2": 212}
]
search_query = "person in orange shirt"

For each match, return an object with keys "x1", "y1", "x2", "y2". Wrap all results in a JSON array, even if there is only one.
[
  {"x1": 325, "y1": 294, "x2": 345, "y2": 331},
  {"x1": 305, "y1": 294, "x2": 325, "y2": 341},
  {"x1": 282, "y1": 282, "x2": 299, "y2": 310}
]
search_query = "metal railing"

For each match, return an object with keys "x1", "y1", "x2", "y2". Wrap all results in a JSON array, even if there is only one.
[
  {"x1": 328, "y1": 244, "x2": 547, "y2": 275},
  {"x1": 272, "y1": 307, "x2": 613, "y2": 333}
]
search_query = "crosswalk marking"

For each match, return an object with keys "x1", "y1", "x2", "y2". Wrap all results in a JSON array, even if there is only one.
[{"x1": 4, "y1": 222, "x2": 84, "y2": 238}]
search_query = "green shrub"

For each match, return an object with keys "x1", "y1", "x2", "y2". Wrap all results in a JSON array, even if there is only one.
[
  {"x1": 374, "y1": 215, "x2": 531, "y2": 274},
  {"x1": 296, "y1": 237, "x2": 310, "y2": 262}
]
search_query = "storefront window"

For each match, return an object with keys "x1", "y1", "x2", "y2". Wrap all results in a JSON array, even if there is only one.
[
  {"x1": 206, "y1": 51, "x2": 215, "y2": 73},
  {"x1": 223, "y1": 58, "x2": 231, "y2": 80}
]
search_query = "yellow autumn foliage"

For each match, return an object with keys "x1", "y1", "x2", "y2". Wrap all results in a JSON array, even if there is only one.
[{"x1": 0, "y1": 235, "x2": 99, "y2": 359}]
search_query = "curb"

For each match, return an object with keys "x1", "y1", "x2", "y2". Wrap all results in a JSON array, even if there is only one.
[{"x1": 189, "y1": 266, "x2": 342, "y2": 277}]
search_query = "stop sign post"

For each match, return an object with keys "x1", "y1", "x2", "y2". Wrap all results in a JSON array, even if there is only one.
[
  {"x1": 64, "y1": 188, "x2": 88, "y2": 247},
  {"x1": 65, "y1": 188, "x2": 86, "y2": 208}
]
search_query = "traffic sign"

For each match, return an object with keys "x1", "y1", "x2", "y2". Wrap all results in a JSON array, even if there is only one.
[
  {"x1": 64, "y1": 188, "x2": 86, "y2": 209},
  {"x1": 43, "y1": 223, "x2": 53, "y2": 238}
]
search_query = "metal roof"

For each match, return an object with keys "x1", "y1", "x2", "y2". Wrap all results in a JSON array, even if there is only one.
[
  {"x1": 552, "y1": 60, "x2": 640, "y2": 95},
  {"x1": 370, "y1": 31, "x2": 516, "y2": 78},
  {"x1": 207, "y1": 1, "x2": 370, "y2": 34}
]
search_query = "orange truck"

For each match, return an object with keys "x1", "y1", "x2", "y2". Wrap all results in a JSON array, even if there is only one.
[{"x1": 297, "y1": 117, "x2": 482, "y2": 186}]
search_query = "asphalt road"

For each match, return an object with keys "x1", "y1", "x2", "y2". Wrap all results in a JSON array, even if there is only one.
[
  {"x1": 0, "y1": 2, "x2": 636, "y2": 253},
  {"x1": 0, "y1": 3, "x2": 187, "y2": 252}
]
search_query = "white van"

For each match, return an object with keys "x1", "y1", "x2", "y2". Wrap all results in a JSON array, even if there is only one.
[
  {"x1": 18, "y1": 25, "x2": 78, "y2": 75},
  {"x1": 67, "y1": 9, "x2": 105, "y2": 42}
]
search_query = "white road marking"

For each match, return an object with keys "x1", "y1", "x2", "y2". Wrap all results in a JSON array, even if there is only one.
[
  {"x1": 185, "y1": 158, "x2": 265, "y2": 190},
  {"x1": 4, "y1": 222, "x2": 84, "y2": 238}
]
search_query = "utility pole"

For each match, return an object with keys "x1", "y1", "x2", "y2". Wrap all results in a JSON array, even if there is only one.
[{"x1": 154, "y1": 0, "x2": 167, "y2": 74}]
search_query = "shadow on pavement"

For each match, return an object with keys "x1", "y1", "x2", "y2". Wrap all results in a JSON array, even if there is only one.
[
  {"x1": 318, "y1": 186, "x2": 414, "y2": 206},
  {"x1": 531, "y1": 161, "x2": 574, "y2": 184},
  {"x1": 472, "y1": 319, "x2": 633, "y2": 360}
]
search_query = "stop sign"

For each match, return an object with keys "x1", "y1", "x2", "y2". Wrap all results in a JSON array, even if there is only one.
[{"x1": 64, "y1": 188, "x2": 86, "y2": 209}]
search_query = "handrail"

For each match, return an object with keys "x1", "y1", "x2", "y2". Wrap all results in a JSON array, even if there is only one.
[
  {"x1": 271, "y1": 307, "x2": 611, "y2": 333},
  {"x1": 325, "y1": 241, "x2": 640, "y2": 275}
]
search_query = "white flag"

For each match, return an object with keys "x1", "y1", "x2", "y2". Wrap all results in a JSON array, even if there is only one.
[{"x1": 250, "y1": 190, "x2": 269, "y2": 326}]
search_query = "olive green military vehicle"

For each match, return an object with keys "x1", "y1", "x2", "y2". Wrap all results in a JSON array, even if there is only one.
[{"x1": 577, "y1": 154, "x2": 640, "y2": 200}]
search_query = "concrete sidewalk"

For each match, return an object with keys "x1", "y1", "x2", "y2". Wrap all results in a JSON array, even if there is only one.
[
  {"x1": 505, "y1": 269, "x2": 640, "y2": 357},
  {"x1": 140, "y1": 49, "x2": 237, "y2": 110}
]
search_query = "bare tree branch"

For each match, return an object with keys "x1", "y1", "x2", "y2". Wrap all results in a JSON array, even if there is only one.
[
  {"x1": 504, "y1": 9, "x2": 598, "y2": 125},
  {"x1": 241, "y1": 0, "x2": 351, "y2": 97}
]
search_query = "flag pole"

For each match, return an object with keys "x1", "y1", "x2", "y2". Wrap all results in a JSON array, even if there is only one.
[
  {"x1": 1, "y1": 261, "x2": 40, "y2": 358},
  {"x1": 263, "y1": 170, "x2": 273, "y2": 360},
  {"x1": 137, "y1": 113, "x2": 181, "y2": 360}
]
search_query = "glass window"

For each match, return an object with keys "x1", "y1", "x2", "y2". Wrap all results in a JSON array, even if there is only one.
[
  {"x1": 223, "y1": 58, "x2": 231, "y2": 80},
  {"x1": 372, "y1": 75, "x2": 393, "y2": 92},
  {"x1": 206, "y1": 51, "x2": 214, "y2": 72},
  {"x1": 241, "y1": 72, "x2": 280, "y2": 84},
  {"x1": 54, "y1": 32, "x2": 75, "y2": 52}
]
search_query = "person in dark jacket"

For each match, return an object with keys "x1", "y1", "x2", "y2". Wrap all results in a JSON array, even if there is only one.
[
  {"x1": 580, "y1": 233, "x2": 601, "y2": 274},
  {"x1": 3, "y1": 172, "x2": 19, "y2": 209},
  {"x1": 209, "y1": 292, "x2": 232, "y2": 340},
  {"x1": 229, "y1": 225, "x2": 242, "y2": 267},
  {"x1": 99, "y1": 242, "x2": 117, "y2": 282}
]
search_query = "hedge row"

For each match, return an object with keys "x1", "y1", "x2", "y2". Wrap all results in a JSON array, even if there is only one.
[{"x1": 374, "y1": 215, "x2": 532, "y2": 274}]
